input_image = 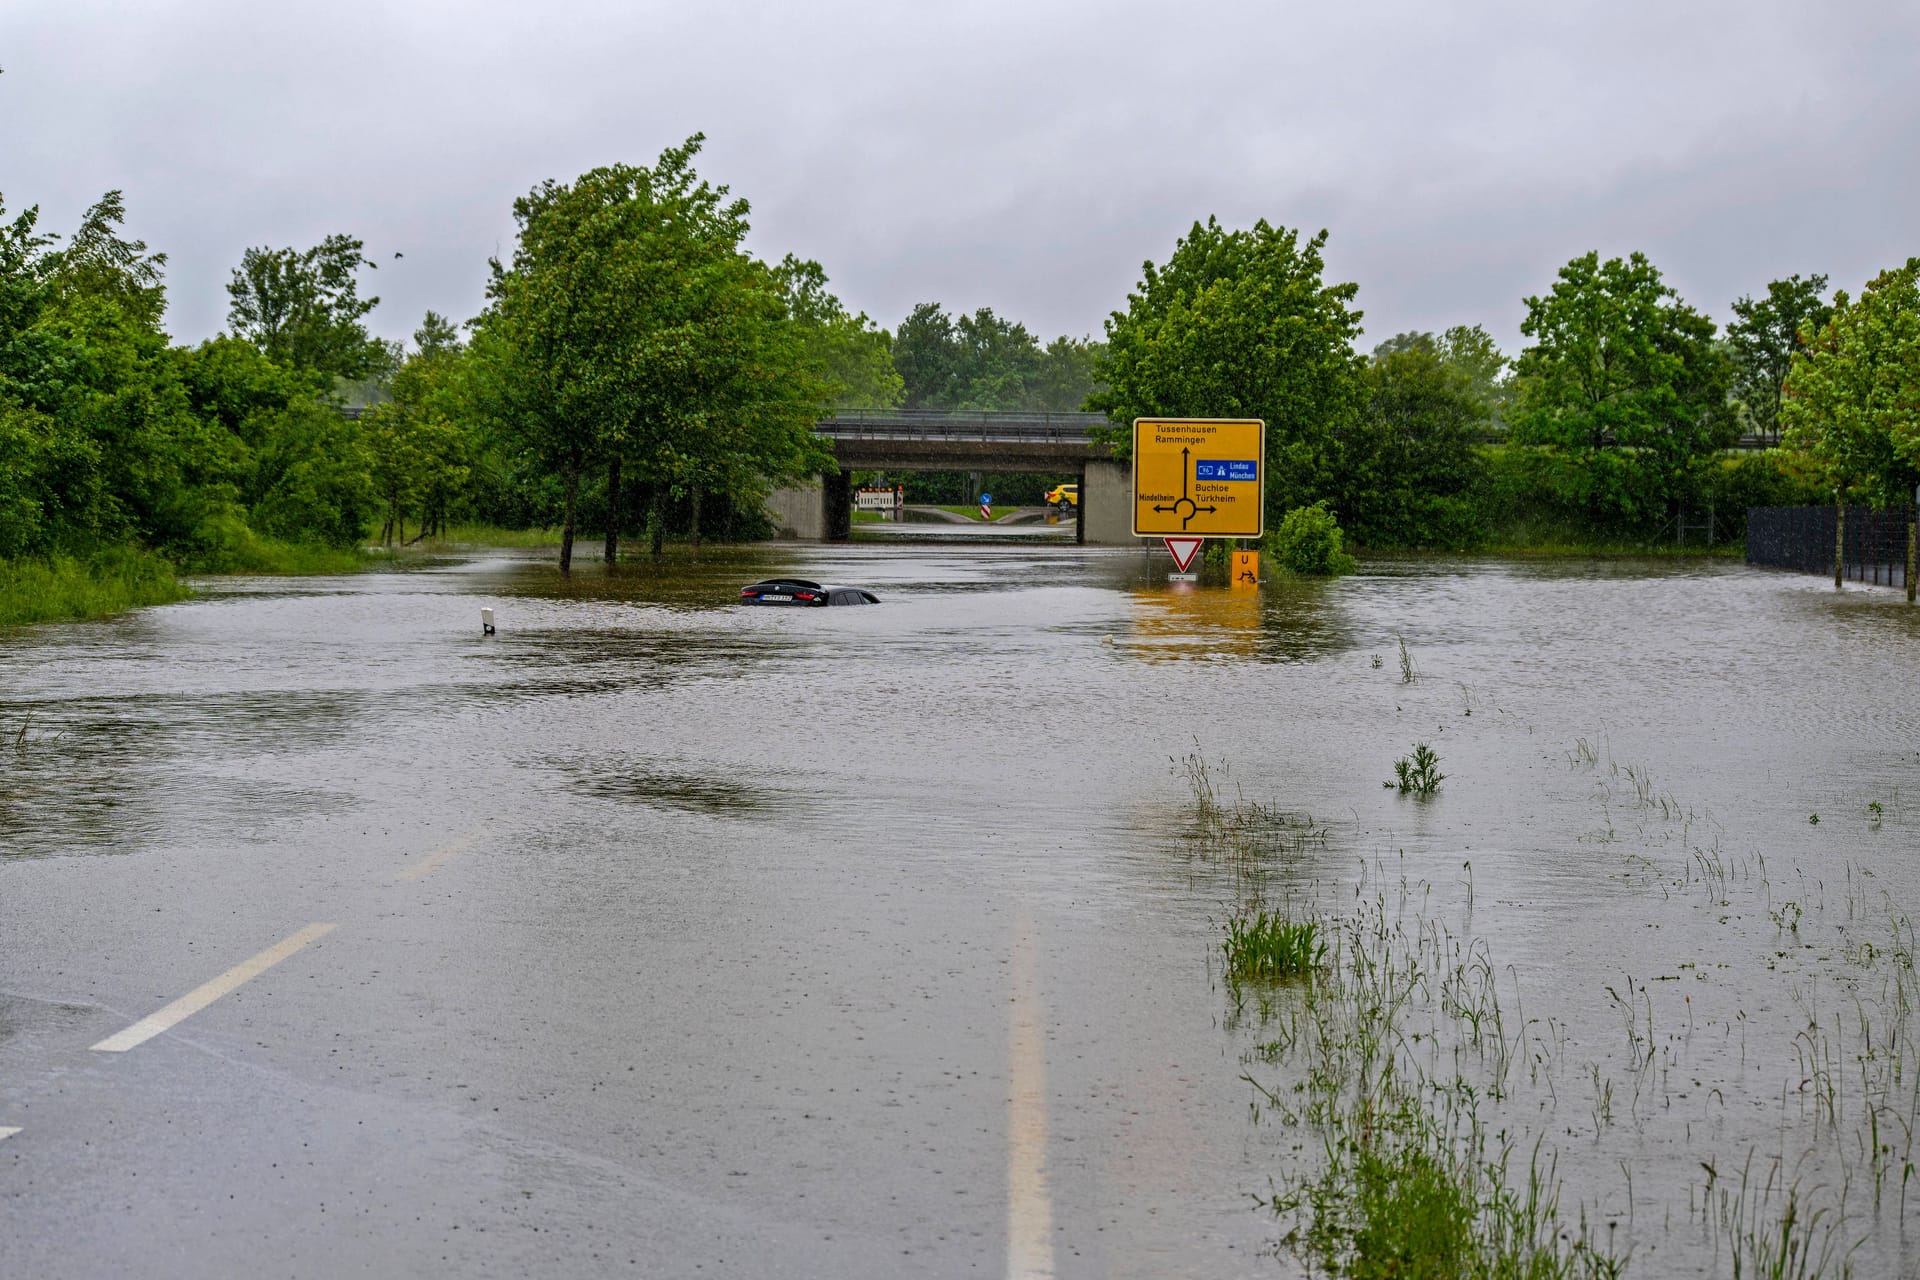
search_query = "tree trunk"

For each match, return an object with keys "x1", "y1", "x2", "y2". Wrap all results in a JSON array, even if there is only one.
[
  {"x1": 649, "y1": 486, "x2": 666, "y2": 557},
  {"x1": 560, "y1": 464, "x2": 580, "y2": 573},
  {"x1": 604, "y1": 457, "x2": 622, "y2": 563},
  {"x1": 690, "y1": 479, "x2": 703, "y2": 549},
  {"x1": 1833, "y1": 495, "x2": 1845, "y2": 590}
]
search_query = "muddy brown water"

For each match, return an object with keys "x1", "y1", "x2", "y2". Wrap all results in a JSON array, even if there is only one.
[{"x1": 2, "y1": 543, "x2": 1917, "y2": 1277}]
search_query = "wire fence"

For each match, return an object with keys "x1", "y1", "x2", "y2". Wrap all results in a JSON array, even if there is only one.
[{"x1": 1746, "y1": 505, "x2": 1914, "y2": 588}]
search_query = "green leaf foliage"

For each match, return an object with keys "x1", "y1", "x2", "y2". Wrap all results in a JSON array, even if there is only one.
[
  {"x1": 475, "y1": 135, "x2": 836, "y2": 564},
  {"x1": 773, "y1": 255, "x2": 902, "y2": 411},
  {"x1": 1338, "y1": 333, "x2": 1490, "y2": 549},
  {"x1": 1090, "y1": 218, "x2": 1365, "y2": 523},
  {"x1": 1511, "y1": 251, "x2": 1732, "y2": 526},
  {"x1": 1265, "y1": 501, "x2": 1356, "y2": 576},
  {"x1": 226, "y1": 234, "x2": 384, "y2": 381},
  {"x1": 893, "y1": 301, "x2": 1103, "y2": 412},
  {"x1": 1781, "y1": 258, "x2": 1920, "y2": 508},
  {"x1": 1727, "y1": 274, "x2": 1831, "y2": 444}
]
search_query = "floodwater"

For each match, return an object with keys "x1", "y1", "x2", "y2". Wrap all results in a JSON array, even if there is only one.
[{"x1": 2, "y1": 542, "x2": 1918, "y2": 1277}]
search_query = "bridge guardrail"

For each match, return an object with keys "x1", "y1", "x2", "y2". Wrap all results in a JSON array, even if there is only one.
[{"x1": 818, "y1": 410, "x2": 1109, "y2": 444}]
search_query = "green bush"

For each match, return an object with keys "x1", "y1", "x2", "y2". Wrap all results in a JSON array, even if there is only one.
[
  {"x1": 0, "y1": 549, "x2": 190, "y2": 627},
  {"x1": 179, "y1": 510, "x2": 363, "y2": 574},
  {"x1": 1266, "y1": 502, "x2": 1356, "y2": 575},
  {"x1": 1702, "y1": 451, "x2": 1829, "y2": 539}
]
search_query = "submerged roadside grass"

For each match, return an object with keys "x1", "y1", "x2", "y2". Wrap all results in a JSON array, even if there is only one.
[
  {"x1": 1, "y1": 532, "x2": 380, "y2": 629},
  {"x1": 0, "y1": 550, "x2": 191, "y2": 627},
  {"x1": 1185, "y1": 736, "x2": 1904, "y2": 1278}
]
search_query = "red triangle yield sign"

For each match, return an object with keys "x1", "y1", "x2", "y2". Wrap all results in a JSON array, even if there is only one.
[{"x1": 1164, "y1": 537, "x2": 1203, "y2": 572}]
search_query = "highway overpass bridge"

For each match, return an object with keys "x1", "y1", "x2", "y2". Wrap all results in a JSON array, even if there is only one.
[{"x1": 769, "y1": 410, "x2": 1134, "y2": 543}]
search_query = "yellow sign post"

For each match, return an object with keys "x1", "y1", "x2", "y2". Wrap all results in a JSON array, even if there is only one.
[{"x1": 1130, "y1": 418, "x2": 1265, "y2": 539}]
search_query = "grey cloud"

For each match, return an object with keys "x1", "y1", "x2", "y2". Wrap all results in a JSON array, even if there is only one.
[{"x1": 3, "y1": 0, "x2": 1914, "y2": 357}]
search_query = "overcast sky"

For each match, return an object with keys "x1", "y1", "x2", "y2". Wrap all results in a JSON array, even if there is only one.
[{"x1": 4, "y1": 0, "x2": 1915, "y2": 356}]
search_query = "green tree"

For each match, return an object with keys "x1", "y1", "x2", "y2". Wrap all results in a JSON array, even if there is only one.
[
  {"x1": 894, "y1": 303, "x2": 1077, "y2": 411},
  {"x1": 226, "y1": 234, "x2": 383, "y2": 381},
  {"x1": 1090, "y1": 218, "x2": 1365, "y2": 522},
  {"x1": 1034, "y1": 335, "x2": 1106, "y2": 412},
  {"x1": 1781, "y1": 259, "x2": 1920, "y2": 509},
  {"x1": 478, "y1": 136, "x2": 832, "y2": 568},
  {"x1": 0, "y1": 190, "x2": 381, "y2": 572},
  {"x1": 1511, "y1": 251, "x2": 1732, "y2": 524},
  {"x1": 1340, "y1": 334, "x2": 1485, "y2": 547},
  {"x1": 1436, "y1": 324, "x2": 1511, "y2": 428},
  {"x1": 894, "y1": 302, "x2": 961, "y2": 409},
  {"x1": 1728, "y1": 274, "x2": 1833, "y2": 445},
  {"x1": 247, "y1": 397, "x2": 375, "y2": 548},
  {"x1": 1, "y1": 197, "x2": 98, "y2": 554},
  {"x1": 412, "y1": 309, "x2": 462, "y2": 359},
  {"x1": 951, "y1": 308, "x2": 1043, "y2": 409},
  {"x1": 360, "y1": 316, "x2": 473, "y2": 545},
  {"x1": 772, "y1": 256, "x2": 901, "y2": 411}
]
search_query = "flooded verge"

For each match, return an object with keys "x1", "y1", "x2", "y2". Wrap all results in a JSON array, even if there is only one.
[{"x1": 3, "y1": 545, "x2": 1918, "y2": 1275}]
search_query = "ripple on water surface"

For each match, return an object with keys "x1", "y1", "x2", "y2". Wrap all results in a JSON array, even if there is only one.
[{"x1": 4, "y1": 546, "x2": 1920, "y2": 1271}]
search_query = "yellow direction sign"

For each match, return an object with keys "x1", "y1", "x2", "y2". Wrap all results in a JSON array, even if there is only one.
[{"x1": 1131, "y1": 418, "x2": 1265, "y2": 538}]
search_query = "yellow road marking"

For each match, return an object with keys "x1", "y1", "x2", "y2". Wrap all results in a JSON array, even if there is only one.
[
  {"x1": 396, "y1": 827, "x2": 483, "y2": 883},
  {"x1": 1008, "y1": 914, "x2": 1054, "y2": 1280},
  {"x1": 91, "y1": 923, "x2": 337, "y2": 1053}
]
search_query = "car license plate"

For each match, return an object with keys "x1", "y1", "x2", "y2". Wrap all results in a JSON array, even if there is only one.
[{"x1": 761, "y1": 593, "x2": 790, "y2": 601}]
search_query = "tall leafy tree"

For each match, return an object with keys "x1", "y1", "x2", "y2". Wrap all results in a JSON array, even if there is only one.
[
  {"x1": 1034, "y1": 335, "x2": 1106, "y2": 412},
  {"x1": 478, "y1": 136, "x2": 831, "y2": 568},
  {"x1": 1511, "y1": 251, "x2": 1731, "y2": 522},
  {"x1": 363, "y1": 311, "x2": 473, "y2": 543},
  {"x1": 772, "y1": 256, "x2": 901, "y2": 410},
  {"x1": 1728, "y1": 274, "x2": 1832, "y2": 444},
  {"x1": 950, "y1": 308, "x2": 1043, "y2": 409},
  {"x1": 1436, "y1": 324, "x2": 1511, "y2": 428},
  {"x1": 1090, "y1": 218, "x2": 1365, "y2": 521},
  {"x1": 226, "y1": 234, "x2": 383, "y2": 381},
  {"x1": 894, "y1": 303, "x2": 1105, "y2": 413},
  {"x1": 1338, "y1": 334, "x2": 1485, "y2": 547},
  {"x1": 894, "y1": 302, "x2": 962, "y2": 409},
  {"x1": 1781, "y1": 259, "x2": 1920, "y2": 509}
]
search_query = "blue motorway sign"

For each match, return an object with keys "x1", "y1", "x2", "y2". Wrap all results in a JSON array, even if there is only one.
[{"x1": 1194, "y1": 460, "x2": 1258, "y2": 482}]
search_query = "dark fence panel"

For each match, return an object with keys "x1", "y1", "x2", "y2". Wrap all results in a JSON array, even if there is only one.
[{"x1": 1747, "y1": 505, "x2": 1913, "y2": 587}]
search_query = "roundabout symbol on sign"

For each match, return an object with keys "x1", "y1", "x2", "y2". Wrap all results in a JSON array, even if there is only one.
[{"x1": 1152, "y1": 448, "x2": 1218, "y2": 530}]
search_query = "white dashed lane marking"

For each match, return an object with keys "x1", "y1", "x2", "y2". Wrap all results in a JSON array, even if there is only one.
[
  {"x1": 90, "y1": 923, "x2": 338, "y2": 1053},
  {"x1": 1007, "y1": 914, "x2": 1054, "y2": 1280}
]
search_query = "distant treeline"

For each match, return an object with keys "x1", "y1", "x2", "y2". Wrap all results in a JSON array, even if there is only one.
[{"x1": 6, "y1": 135, "x2": 1913, "y2": 608}]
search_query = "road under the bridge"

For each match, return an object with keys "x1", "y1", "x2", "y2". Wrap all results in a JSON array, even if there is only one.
[{"x1": 767, "y1": 411, "x2": 1137, "y2": 544}]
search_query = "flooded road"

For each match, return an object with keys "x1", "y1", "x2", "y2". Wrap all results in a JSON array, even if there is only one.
[{"x1": 3, "y1": 543, "x2": 1918, "y2": 1277}]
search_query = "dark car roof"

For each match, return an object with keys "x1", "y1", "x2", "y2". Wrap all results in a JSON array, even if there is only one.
[{"x1": 743, "y1": 578, "x2": 822, "y2": 591}]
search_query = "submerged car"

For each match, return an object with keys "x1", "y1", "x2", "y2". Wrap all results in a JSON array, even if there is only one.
[{"x1": 738, "y1": 578, "x2": 880, "y2": 606}]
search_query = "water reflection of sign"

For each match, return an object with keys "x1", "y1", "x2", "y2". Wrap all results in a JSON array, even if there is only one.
[
  {"x1": 1124, "y1": 583, "x2": 1262, "y2": 661},
  {"x1": 1132, "y1": 418, "x2": 1265, "y2": 538}
]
